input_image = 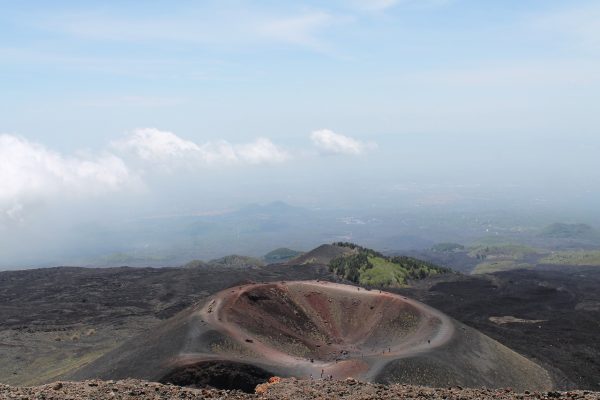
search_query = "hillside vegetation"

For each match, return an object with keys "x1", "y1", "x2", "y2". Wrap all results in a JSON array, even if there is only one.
[
  {"x1": 183, "y1": 255, "x2": 265, "y2": 268},
  {"x1": 467, "y1": 244, "x2": 541, "y2": 274},
  {"x1": 472, "y1": 261, "x2": 533, "y2": 274},
  {"x1": 468, "y1": 244, "x2": 539, "y2": 260},
  {"x1": 209, "y1": 255, "x2": 265, "y2": 267},
  {"x1": 328, "y1": 243, "x2": 451, "y2": 287},
  {"x1": 540, "y1": 250, "x2": 600, "y2": 266}
]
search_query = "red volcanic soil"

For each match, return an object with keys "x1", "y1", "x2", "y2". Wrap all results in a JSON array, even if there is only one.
[{"x1": 199, "y1": 281, "x2": 453, "y2": 380}]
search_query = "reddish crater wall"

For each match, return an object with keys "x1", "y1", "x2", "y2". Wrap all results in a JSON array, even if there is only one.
[{"x1": 221, "y1": 282, "x2": 425, "y2": 361}]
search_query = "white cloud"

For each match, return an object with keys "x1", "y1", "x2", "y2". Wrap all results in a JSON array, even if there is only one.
[
  {"x1": 235, "y1": 138, "x2": 290, "y2": 164},
  {"x1": 112, "y1": 128, "x2": 289, "y2": 167},
  {"x1": 111, "y1": 128, "x2": 203, "y2": 162},
  {"x1": 199, "y1": 141, "x2": 240, "y2": 165},
  {"x1": 0, "y1": 134, "x2": 132, "y2": 222},
  {"x1": 310, "y1": 129, "x2": 376, "y2": 155},
  {"x1": 0, "y1": 129, "x2": 290, "y2": 224}
]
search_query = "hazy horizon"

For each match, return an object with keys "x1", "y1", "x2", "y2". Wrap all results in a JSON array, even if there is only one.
[{"x1": 2, "y1": 1, "x2": 600, "y2": 268}]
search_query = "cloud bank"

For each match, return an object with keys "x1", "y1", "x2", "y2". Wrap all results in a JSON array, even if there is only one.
[
  {"x1": 310, "y1": 129, "x2": 376, "y2": 155},
  {"x1": 112, "y1": 128, "x2": 289, "y2": 167},
  {"x1": 1, "y1": 128, "x2": 374, "y2": 222},
  {"x1": 0, "y1": 134, "x2": 132, "y2": 222}
]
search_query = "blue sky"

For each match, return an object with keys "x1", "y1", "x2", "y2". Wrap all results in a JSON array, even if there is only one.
[
  {"x1": 2, "y1": 0, "x2": 599, "y2": 145},
  {"x1": 1, "y1": 0, "x2": 600, "y2": 227}
]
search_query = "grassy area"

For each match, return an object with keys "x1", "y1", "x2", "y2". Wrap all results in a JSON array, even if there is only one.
[
  {"x1": 208, "y1": 255, "x2": 265, "y2": 267},
  {"x1": 465, "y1": 243, "x2": 540, "y2": 275},
  {"x1": 359, "y1": 256, "x2": 407, "y2": 287},
  {"x1": 473, "y1": 261, "x2": 533, "y2": 274},
  {"x1": 467, "y1": 244, "x2": 540, "y2": 260},
  {"x1": 329, "y1": 243, "x2": 450, "y2": 287},
  {"x1": 539, "y1": 250, "x2": 600, "y2": 266}
]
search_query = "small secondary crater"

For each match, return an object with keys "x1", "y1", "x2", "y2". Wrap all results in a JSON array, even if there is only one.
[{"x1": 159, "y1": 360, "x2": 273, "y2": 393}]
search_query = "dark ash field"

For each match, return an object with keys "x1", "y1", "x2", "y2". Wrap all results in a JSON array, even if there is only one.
[{"x1": 1, "y1": 245, "x2": 599, "y2": 392}]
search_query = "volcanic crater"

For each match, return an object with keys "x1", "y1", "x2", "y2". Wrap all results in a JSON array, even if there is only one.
[
  {"x1": 200, "y1": 280, "x2": 451, "y2": 379},
  {"x1": 66, "y1": 281, "x2": 554, "y2": 392}
]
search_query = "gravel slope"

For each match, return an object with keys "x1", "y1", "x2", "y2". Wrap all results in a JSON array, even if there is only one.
[{"x1": 1, "y1": 378, "x2": 599, "y2": 400}]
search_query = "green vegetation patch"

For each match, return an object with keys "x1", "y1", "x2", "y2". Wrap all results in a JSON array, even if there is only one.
[
  {"x1": 473, "y1": 261, "x2": 533, "y2": 274},
  {"x1": 467, "y1": 243, "x2": 540, "y2": 274},
  {"x1": 468, "y1": 244, "x2": 540, "y2": 261},
  {"x1": 208, "y1": 255, "x2": 265, "y2": 267},
  {"x1": 360, "y1": 256, "x2": 408, "y2": 287},
  {"x1": 540, "y1": 250, "x2": 600, "y2": 266},
  {"x1": 329, "y1": 243, "x2": 450, "y2": 287}
]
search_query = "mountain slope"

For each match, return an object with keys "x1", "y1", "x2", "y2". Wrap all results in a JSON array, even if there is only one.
[
  {"x1": 328, "y1": 243, "x2": 451, "y2": 287},
  {"x1": 263, "y1": 248, "x2": 303, "y2": 264},
  {"x1": 287, "y1": 244, "x2": 354, "y2": 265}
]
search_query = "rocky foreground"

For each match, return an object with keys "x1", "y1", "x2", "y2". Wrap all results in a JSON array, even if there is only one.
[{"x1": 1, "y1": 378, "x2": 599, "y2": 400}]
